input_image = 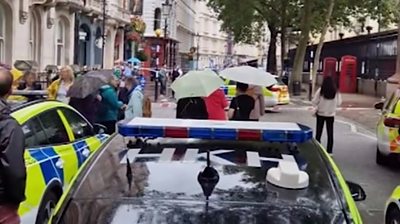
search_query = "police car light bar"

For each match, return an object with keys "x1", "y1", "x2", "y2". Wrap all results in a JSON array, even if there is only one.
[{"x1": 117, "y1": 118, "x2": 313, "y2": 143}]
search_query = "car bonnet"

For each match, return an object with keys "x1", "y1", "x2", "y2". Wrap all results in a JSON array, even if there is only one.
[{"x1": 60, "y1": 135, "x2": 346, "y2": 224}]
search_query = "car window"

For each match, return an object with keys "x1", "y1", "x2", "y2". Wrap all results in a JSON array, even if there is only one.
[
  {"x1": 61, "y1": 108, "x2": 93, "y2": 140},
  {"x1": 22, "y1": 117, "x2": 50, "y2": 148},
  {"x1": 38, "y1": 110, "x2": 70, "y2": 145}
]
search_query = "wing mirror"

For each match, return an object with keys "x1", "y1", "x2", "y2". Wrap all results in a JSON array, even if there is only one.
[
  {"x1": 384, "y1": 117, "x2": 400, "y2": 128},
  {"x1": 374, "y1": 102, "x2": 384, "y2": 110},
  {"x1": 346, "y1": 181, "x2": 366, "y2": 201},
  {"x1": 93, "y1": 123, "x2": 107, "y2": 134}
]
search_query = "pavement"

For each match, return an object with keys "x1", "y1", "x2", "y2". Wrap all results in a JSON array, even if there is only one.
[{"x1": 149, "y1": 94, "x2": 394, "y2": 224}]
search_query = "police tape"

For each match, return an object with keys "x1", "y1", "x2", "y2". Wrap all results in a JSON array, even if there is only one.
[{"x1": 272, "y1": 106, "x2": 373, "y2": 111}]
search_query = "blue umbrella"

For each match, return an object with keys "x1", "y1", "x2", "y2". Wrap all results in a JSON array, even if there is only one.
[{"x1": 127, "y1": 57, "x2": 141, "y2": 65}]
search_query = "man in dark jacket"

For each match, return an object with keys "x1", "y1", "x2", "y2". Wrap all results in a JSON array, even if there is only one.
[{"x1": 0, "y1": 69, "x2": 26, "y2": 223}]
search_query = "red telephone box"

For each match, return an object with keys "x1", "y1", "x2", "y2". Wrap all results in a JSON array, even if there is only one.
[
  {"x1": 323, "y1": 57, "x2": 337, "y2": 77},
  {"x1": 339, "y1": 55, "x2": 357, "y2": 93}
]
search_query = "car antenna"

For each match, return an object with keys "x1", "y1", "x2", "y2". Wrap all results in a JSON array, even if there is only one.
[{"x1": 126, "y1": 157, "x2": 133, "y2": 190}]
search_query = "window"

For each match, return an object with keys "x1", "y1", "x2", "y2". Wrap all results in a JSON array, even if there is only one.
[
  {"x1": 38, "y1": 110, "x2": 70, "y2": 145},
  {"x1": 0, "y1": 4, "x2": 4, "y2": 62},
  {"x1": 29, "y1": 12, "x2": 39, "y2": 62},
  {"x1": 22, "y1": 117, "x2": 50, "y2": 148},
  {"x1": 56, "y1": 19, "x2": 65, "y2": 65},
  {"x1": 61, "y1": 108, "x2": 93, "y2": 139},
  {"x1": 154, "y1": 8, "x2": 161, "y2": 31}
]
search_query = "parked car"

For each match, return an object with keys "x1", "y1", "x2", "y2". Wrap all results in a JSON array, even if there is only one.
[
  {"x1": 10, "y1": 100, "x2": 109, "y2": 223},
  {"x1": 269, "y1": 75, "x2": 290, "y2": 105},
  {"x1": 375, "y1": 89, "x2": 400, "y2": 166},
  {"x1": 221, "y1": 79, "x2": 278, "y2": 107}
]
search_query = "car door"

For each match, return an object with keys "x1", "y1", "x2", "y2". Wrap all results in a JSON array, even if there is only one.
[
  {"x1": 20, "y1": 117, "x2": 53, "y2": 217},
  {"x1": 59, "y1": 108, "x2": 104, "y2": 167},
  {"x1": 378, "y1": 90, "x2": 400, "y2": 153},
  {"x1": 37, "y1": 109, "x2": 78, "y2": 185}
]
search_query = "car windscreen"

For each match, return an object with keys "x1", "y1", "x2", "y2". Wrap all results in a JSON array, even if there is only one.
[{"x1": 56, "y1": 136, "x2": 345, "y2": 224}]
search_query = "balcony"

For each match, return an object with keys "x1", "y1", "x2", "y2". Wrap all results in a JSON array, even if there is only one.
[
  {"x1": 54, "y1": 0, "x2": 84, "y2": 8},
  {"x1": 109, "y1": 3, "x2": 131, "y2": 23}
]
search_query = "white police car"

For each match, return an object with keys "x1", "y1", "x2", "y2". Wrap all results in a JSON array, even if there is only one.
[{"x1": 51, "y1": 118, "x2": 365, "y2": 224}]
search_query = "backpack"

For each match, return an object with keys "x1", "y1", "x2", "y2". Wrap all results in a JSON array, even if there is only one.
[{"x1": 142, "y1": 96, "x2": 152, "y2": 117}]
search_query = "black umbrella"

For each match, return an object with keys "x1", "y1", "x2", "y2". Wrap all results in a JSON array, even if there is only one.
[{"x1": 67, "y1": 69, "x2": 114, "y2": 99}]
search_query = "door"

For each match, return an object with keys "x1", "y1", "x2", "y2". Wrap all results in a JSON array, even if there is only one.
[
  {"x1": 20, "y1": 117, "x2": 55, "y2": 214},
  {"x1": 37, "y1": 109, "x2": 77, "y2": 185},
  {"x1": 59, "y1": 108, "x2": 102, "y2": 166}
]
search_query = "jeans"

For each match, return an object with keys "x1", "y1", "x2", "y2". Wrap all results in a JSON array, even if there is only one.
[{"x1": 316, "y1": 115, "x2": 335, "y2": 153}]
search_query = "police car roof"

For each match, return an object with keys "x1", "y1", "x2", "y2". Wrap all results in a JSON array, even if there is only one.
[{"x1": 58, "y1": 133, "x2": 346, "y2": 223}]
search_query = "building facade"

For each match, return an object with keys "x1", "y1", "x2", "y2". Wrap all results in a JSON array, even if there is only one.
[{"x1": 0, "y1": 0, "x2": 135, "y2": 70}]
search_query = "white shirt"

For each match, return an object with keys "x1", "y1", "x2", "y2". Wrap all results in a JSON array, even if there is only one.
[
  {"x1": 56, "y1": 81, "x2": 70, "y2": 104},
  {"x1": 312, "y1": 88, "x2": 342, "y2": 117}
]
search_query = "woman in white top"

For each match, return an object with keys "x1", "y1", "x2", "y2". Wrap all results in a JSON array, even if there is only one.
[
  {"x1": 48, "y1": 66, "x2": 74, "y2": 104},
  {"x1": 312, "y1": 76, "x2": 342, "y2": 154}
]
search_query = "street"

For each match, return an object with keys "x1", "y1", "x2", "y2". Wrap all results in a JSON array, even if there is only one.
[{"x1": 152, "y1": 99, "x2": 398, "y2": 224}]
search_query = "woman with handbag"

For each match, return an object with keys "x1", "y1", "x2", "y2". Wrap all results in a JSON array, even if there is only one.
[
  {"x1": 228, "y1": 82, "x2": 255, "y2": 121},
  {"x1": 312, "y1": 76, "x2": 342, "y2": 155}
]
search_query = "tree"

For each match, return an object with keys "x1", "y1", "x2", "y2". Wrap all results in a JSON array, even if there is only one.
[
  {"x1": 311, "y1": 0, "x2": 335, "y2": 95},
  {"x1": 290, "y1": 0, "x2": 395, "y2": 95},
  {"x1": 207, "y1": 0, "x2": 300, "y2": 74}
]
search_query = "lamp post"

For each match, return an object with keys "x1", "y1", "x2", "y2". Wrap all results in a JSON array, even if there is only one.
[
  {"x1": 196, "y1": 33, "x2": 200, "y2": 69},
  {"x1": 162, "y1": 0, "x2": 172, "y2": 68},
  {"x1": 309, "y1": 46, "x2": 314, "y2": 101}
]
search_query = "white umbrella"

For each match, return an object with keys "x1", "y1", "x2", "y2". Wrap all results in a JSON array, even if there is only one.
[
  {"x1": 219, "y1": 66, "x2": 277, "y2": 86},
  {"x1": 171, "y1": 70, "x2": 224, "y2": 100}
]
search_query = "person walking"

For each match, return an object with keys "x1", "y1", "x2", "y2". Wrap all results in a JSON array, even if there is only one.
[
  {"x1": 312, "y1": 76, "x2": 342, "y2": 154},
  {"x1": 204, "y1": 88, "x2": 228, "y2": 120},
  {"x1": 228, "y1": 82, "x2": 255, "y2": 121},
  {"x1": 124, "y1": 77, "x2": 144, "y2": 120},
  {"x1": 249, "y1": 85, "x2": 265, "y2": 121},
  {"x1": 0, "y1": 69, "x2": 26, "y2": 224},
  {"x1": 97, "y1": 75, "x2": 126, "y2": 134},
  {"x1": 47, "y1": 65, "x2": 74, "y2": 104}
]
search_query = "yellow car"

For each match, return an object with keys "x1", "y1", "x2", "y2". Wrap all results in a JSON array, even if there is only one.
[
  {"x1": 222, "y1": 79, "x2": 278, "y2": 107},
  {"x1": 385, "y1": 186, "x2": 400, "y2": 224},
  {"x1": 270, "y1": 75, "x2": 290, "y2": 105},
  {"x1": 10, "y1": 100, "x2": 108, "y2": 223},
  {"x1": 375, "y1": 89, "x2": 400, "y2": 166}
]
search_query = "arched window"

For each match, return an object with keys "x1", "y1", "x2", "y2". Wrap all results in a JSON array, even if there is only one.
[
  {"x1": 0, "y1": 4, "x2": 5, "y2": 62},
  {"x1": 56, "y1": 19, "x2": 66, "y2": 65},
  {"x1": 154, "y1": 8, "x2": 161, "y2": 31},
  {"x1": 29, "y1": 11, "x2": 40, "y2": 63}
]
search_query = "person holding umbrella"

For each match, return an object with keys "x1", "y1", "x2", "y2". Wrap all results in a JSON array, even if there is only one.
[
  {"x1": 67, "y1": 70, "x2": 115, "y2": 125},
  {"x1": 96, "y1": 74, "x2": 126, "y2": 134},
  {"x1": 228, "y1": 82, "x2": 255, "y2": 121},
  {"x1": 171, "y1": 70, "x2": 223, "y2": 120}
]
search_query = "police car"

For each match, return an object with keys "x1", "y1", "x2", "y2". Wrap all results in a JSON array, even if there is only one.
[
  {"x1": 375, "y1": 89, "x2": 400, "y2": 166},
  {"x1": 385, "y1": 186, "x2": 400, "y2": 224},
  {"x1": 10, "y1": 100, "x2": 108, "y2": 223},
  {"x1": 50, "y1": 118, "x2": 365, "y2": 223},
  {"x1": 221, "y1": 79, "x2": 279, "y2": 107}
]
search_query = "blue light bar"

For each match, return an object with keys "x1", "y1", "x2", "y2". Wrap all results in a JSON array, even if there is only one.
[{"x1": 117, "y1": 118, "x2": 313, "y2": 143}]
